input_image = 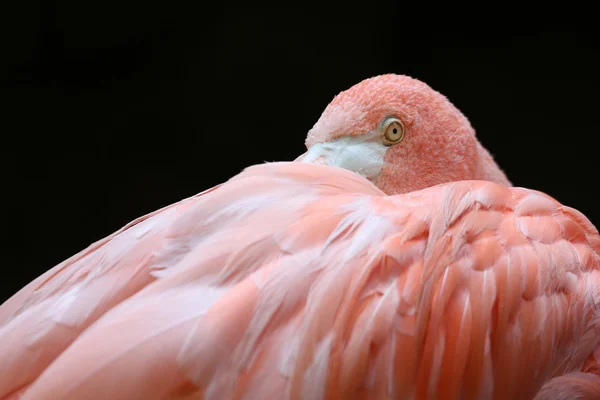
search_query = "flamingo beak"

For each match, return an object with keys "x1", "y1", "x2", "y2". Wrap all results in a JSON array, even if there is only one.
[{"x1": 295, "y1": 133, "x2": 387, "y2": 184}]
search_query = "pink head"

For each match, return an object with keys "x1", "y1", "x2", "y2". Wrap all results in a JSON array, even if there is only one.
[{"x1": 299, "y1": 74, "x2": 511, "y2": 194}]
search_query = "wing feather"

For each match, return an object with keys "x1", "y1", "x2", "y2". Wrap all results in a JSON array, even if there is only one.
[{"x1": 1, "y1": 162, "x2": 600, "y2": 400}]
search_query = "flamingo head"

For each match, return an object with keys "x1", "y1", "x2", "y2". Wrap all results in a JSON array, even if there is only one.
[{"x1": 298, "y1": 74, "x2": 511, "y2": 195}]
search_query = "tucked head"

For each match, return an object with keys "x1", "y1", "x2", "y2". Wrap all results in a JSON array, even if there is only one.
[{"x1": 298, "y1": 74, "x2": 510, "y2": 195}]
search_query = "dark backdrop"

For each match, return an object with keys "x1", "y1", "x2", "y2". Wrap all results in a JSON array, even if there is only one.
[{"x1": 1, "y1": 3, "x2": 598, "y2": 302}]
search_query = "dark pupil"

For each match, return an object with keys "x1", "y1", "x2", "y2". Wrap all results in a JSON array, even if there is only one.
[{"x1": 392, "y1": 128, "x2": 398, "y2": 134}]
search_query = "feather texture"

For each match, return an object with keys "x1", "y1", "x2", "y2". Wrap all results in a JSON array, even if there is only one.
[{"x1": 1, "y1": 162, "x2": 600, "y2": 399}]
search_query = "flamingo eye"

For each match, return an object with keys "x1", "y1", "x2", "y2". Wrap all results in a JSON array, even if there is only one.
[{"x1": 381, "y1": 117, "x2": 405, "y2": 145}]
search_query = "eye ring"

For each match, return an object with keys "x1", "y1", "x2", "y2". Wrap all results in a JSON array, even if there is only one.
[{"x1": 381, "y1": 117, "x2": 405, "y2": 145}]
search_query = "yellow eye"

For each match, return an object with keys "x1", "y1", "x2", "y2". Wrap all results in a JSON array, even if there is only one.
[{"x1": 382, "y1": 117, "x2": 405, "y2": 145}]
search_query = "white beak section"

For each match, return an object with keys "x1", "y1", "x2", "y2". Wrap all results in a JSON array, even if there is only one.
[{"x1": 296, "y1": 132, "x2": 388, "y2": 184}]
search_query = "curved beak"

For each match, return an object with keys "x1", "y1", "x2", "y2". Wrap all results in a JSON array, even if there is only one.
[{"x1": 294, "y1": 134, "x2": 387, "y2": 183}]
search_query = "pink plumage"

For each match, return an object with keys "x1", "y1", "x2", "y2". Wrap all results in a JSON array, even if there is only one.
[{"x1": 1, "y1": 74, "x2": 599, "y2": 399}]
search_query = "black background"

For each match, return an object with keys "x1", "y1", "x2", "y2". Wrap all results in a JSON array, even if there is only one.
[{"x1": 1, "y1": 3, "x2": 598, "y2": 302}]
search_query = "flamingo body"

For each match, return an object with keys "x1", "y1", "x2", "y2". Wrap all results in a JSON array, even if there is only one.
[
  {"x1": 3, "y1": 73, "x2": 600, "y2": 399},
  {"x1": 2, "y1": 162, "x2": 600, "y2": 399}
]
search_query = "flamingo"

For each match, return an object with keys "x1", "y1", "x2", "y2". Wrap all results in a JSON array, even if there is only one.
[{"x1": 1, "y1": 74, "x2": 600, "y2": 399}]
